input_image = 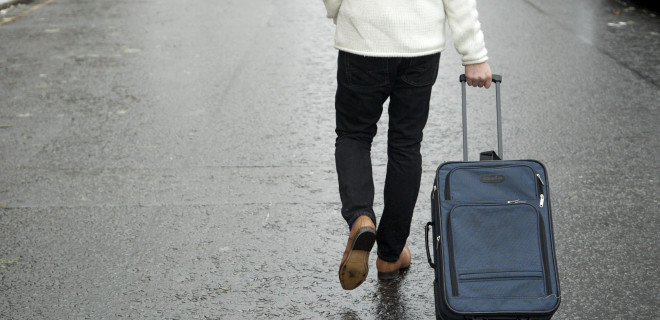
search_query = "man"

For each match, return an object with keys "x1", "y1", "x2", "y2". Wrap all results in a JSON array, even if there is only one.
[{"x1": 324, "y1": 0, "x2": 493, "y2": 290}]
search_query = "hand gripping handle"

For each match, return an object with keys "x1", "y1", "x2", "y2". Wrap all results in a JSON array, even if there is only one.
[{"x1": 459, "y1": 74, "x2": 503, "y2": 161}]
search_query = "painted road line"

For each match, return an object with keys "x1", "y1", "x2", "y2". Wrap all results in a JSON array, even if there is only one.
[{"x1": 0, "y1": 0, "x2": 58, "y2": 26}]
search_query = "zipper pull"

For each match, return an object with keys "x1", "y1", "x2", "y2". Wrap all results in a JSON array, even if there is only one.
[
  {"x1": 536, "y1": 174, "x2": 545, "y2": 208},
  {"x1": 507, "y1": 199, "x2": 521, "y2": 204}
]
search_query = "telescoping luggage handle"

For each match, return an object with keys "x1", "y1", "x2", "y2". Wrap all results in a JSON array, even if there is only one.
[{"x1": 460, "y1": 74, "x2": 503, "y2": 161}]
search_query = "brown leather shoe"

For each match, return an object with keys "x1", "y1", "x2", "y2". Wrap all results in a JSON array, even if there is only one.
[
  {"x1": 376, "y1": 245, "x2": 411, "y2": 280},
  {"x1": 338, "y1": 215, "x2": 376, "y2": 290}
]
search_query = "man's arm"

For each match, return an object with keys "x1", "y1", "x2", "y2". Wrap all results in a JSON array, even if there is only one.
[{"x1": 443, "y1": 0, "x2": 492, "y2": 88}]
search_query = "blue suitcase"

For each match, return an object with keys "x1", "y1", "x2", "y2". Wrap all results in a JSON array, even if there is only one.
[{"x1": 425, "y1": 75, "x2": 561, "y2": 320}]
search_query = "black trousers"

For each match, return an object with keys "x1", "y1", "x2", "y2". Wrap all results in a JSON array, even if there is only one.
[{"x1": 334, "y1": 50, "x2": 440, "y2": 262}]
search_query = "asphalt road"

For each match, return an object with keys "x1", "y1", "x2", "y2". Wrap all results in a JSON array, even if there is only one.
[{"x1": 1, "y1": 0, "x2": 658, "y2": 319}]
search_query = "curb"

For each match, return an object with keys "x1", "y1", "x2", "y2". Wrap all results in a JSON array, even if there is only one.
[{"x1": 0, "y1": 0, "x2": 28, "y2": 11}]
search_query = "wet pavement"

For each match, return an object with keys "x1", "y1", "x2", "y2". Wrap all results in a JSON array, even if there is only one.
[{"x1": 0, "y1": 0, "x2": 658, "y2": 319}]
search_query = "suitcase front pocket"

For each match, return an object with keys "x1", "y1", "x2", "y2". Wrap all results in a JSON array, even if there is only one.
[{"x1": 446, "y1": 204, "x2": 550, "y2": 298}]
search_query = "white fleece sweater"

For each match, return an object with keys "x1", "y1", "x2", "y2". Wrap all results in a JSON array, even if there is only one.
[{"x1": 323, "y1": 0, "x2": 488, "y2": 65}]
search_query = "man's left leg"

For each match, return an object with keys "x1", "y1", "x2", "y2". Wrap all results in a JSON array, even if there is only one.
[{"x1": 376, "y1": 52, "x2": 440, "y2": 279}]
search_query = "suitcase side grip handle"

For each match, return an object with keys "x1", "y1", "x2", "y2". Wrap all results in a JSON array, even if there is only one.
[{"x1": 425, "y1": 222, "x2": 436, "y2": 269}]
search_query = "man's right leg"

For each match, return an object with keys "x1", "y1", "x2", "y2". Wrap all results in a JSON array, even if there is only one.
[{"x1": 335, "y1": 51, "x2": 391, "y2": 289}]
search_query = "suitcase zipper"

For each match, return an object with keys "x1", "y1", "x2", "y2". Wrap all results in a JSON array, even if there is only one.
[
  {"x1": 538, "y1": 214, "x2": 552, "y2": 295},
  {"x1": 446, "y1": 216, "x2": 459, "y2": 296}
]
